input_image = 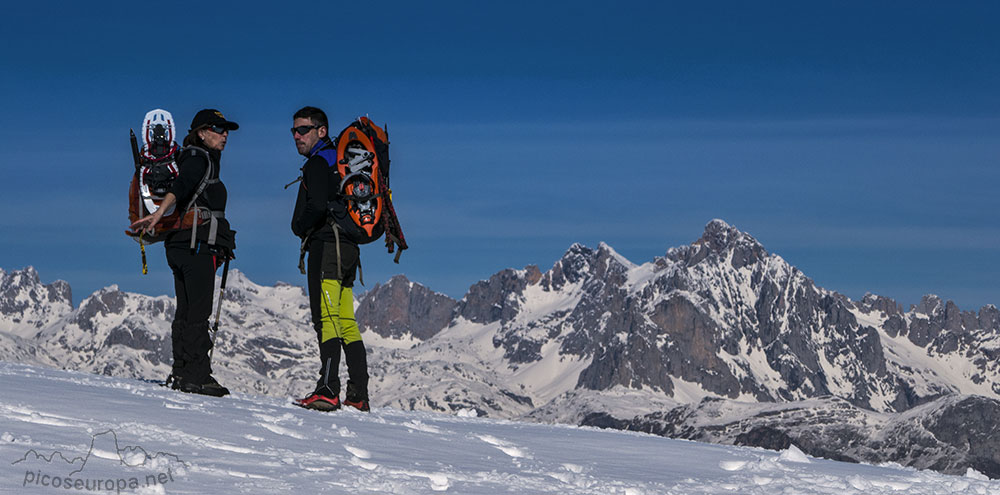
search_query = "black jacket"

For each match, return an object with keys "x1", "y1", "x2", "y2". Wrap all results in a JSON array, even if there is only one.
[
  {"x1": 291, "y1": 138, "x2": 355, "y2": 245},
  {"x1": 165, "y1": 147, "x2": 236, "y2": 250}
]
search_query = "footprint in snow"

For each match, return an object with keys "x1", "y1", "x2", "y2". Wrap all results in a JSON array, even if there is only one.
[
  {"x1": 343, "y1": 445, "x2": 371, "y2": 459},
  {"x1": 719, "y1": 460, "x2": 748, "y2": 471},
  {"x1": 344, "y1": 444, "x2": 377, "y2": 470},
  {"x1": 402, "y1": 420, "x2": 443, "y2": 435},
  {"x1": 547, "y1": 463, "x2": 589, "y2": 485},
  {"x1": 332, "y1": 424, "x2": 356, "y2": 438},
  {"x1": 258, "y1": 422, "x2": 306, "y2": 439},
  {"x1": 2, "y1": 405, "x2": 82, "y2": 428},
  {"x1": 475, "y1": 434, "x2": 529, "y2": 459},
  {"x1": 253, "y1": 412, "x2": 301, "y2": 425},
  {"x1": 427, "y1": 473, "x2": 450, "y2": 491}
]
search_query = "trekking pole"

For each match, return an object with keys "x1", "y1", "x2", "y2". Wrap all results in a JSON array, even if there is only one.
[{"x1": 209, "y1": 257, "x2": 231, "y2": 360}]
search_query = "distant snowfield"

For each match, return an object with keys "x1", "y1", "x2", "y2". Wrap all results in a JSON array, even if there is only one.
[{"x1": 1, "y1": 362, "x2": 996, "y2": 494}]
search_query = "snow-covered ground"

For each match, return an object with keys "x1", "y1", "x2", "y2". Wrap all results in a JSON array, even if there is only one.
[{"x1": 0, "y1": 362, "x2": 997, "y2": 494}]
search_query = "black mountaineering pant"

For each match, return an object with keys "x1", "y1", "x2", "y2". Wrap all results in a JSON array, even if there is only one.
[{"x1": 166, "y1": 246, "x2": 218, "y2": 384}]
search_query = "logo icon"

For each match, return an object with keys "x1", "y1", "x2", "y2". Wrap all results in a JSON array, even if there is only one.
[{"x1": 12, "y1": 429, "x2": 185, "y2": 492}]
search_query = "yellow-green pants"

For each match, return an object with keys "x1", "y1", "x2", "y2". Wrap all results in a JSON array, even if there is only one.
[{"x1": 319, "y1": 279, "x2": 362, "y2": 344}]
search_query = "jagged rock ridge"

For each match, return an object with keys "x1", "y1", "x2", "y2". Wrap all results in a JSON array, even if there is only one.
[{"x1": 3, "y1": 219, "x2": 1000, "y2": 477}]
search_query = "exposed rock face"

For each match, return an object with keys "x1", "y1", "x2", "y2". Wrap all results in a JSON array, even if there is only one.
[
  {"x1": 456, "y1": 266, "x2": 542, "y2": 325},
  {"x1": 465, "y1": 221, "x2": 936, "y2": 414},
  {"x1": 356, "y1": 275, "x2": 456, "y2": 340}
]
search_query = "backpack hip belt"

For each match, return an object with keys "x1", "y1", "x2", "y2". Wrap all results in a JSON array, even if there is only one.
[{"x1": 189, "y1": 208, "x2": 226, "y2": 250}]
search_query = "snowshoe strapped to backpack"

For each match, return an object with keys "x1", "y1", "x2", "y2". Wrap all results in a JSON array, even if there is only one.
[
  {"x1": 331, "y1": 117, "x2": 407, "y2": 261},
  {"x1": 126, "y1": 109, "x2": 215, "y2": 244}
]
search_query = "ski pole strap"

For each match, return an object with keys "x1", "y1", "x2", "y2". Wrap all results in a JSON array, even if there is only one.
[
  {"x1": 297, "y1": 226, "x2": 318, "y2": 275},
  {"x1": 298, "y1": 237, "x2": 308, "y2": 274},
  {"x1": 387, "y1": 232, "x2": 404, "y2": 264}
]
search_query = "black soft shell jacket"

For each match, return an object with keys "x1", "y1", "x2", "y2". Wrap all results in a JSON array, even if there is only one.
[
  {"x1": 165, "y1": 147, "x2": 236, "y2": 250},
  {"x1": 291, "y1": 139, "x2": 355, "y2": 245}
]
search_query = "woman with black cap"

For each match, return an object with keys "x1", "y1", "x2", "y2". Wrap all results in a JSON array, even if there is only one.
[{"x1": 130, "y1": 109, "x2": 239, "y2": 396}]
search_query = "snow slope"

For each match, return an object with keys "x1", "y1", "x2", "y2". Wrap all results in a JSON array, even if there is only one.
[{"x1": 1, "y1": 361, "x2": 996, "y2": 494}]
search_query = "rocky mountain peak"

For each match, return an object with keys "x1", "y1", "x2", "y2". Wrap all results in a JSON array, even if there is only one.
[
  {"x1": 357, "y1": 275, "x2": 457, "y2": 340},
  {"x1": 595, "y1": 242, "x2": 635, "y2": 269},
  {"x1": 913, "y1": 294, "x2": 944, "y2": 316},
  {"x1": 384, "y1": 273, "x2": 412, "y2": 286},
  {"x1": 1, "y1": 266, "x2": 72, "y2": 303},
  {"x1": 2, "y1": 266, "x2": 36, "y2": 285},
  {"x1": 590, "y1": 243, "x2": 634, "y2": 287},
  {"x1": 225, "y1": 268, "x2": 252, "y2": 287},
  {"x1": 457, "y1": 267, "x2": 540, "y2": 324},
  {"x1": 666, "y1": 220, "x2": 767, "y2": 270},
  {"x1": 543, "y1": 244, "x2": 596, "y2": 291},
  {"x1": 697, "y1": 219, "x2": 758, "y2": 249},
  {"x1": 0, "y1": 267, "x2": 73, "y2": 337},
  {"x1": 73, "y1": 286, "x2": 128, "y2": 332},
  {"x1": 857, "y1": 293, "x2": 903, "y2": 316},
  {"x1": 221, "y1": 268, "x2": 270, "y2": 301},
  {"x1": 696, "y1": 219, "x2": 766, "y2": 266}
]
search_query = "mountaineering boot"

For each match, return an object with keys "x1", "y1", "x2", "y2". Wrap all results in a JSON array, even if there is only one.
[
  {"x1": 295, "y1": 393, "x2": 341, "y2": 411},
  {"x1": 343, "y1": 381, "x2": 369, "y2": 412},
  {"x1": 197, "y1": 376, "x2": 230, "y2": 397},
  {"x1": 295, "y1": 338, "x2": 342, "y2": 411},
  {"x1": 340, "y1": 288, "x2": 369, "y2": 412},
  {"x1": 177, "y1": 375, "x2": 230, "y2": 397},
  {"x1": 342, "y1": 380, "x2": 370, "y2": 411},
  {"x1": 164, "y1": 374, "x2": 181, "y2": 389}
]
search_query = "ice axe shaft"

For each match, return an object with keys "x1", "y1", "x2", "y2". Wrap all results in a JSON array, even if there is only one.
[{"x1": 130, "y1": 129, "x2": 142, "y2": 172}]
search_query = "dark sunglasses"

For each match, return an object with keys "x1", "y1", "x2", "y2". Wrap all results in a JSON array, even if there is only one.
[
  {"x1": 206, "y1": 124, "x2": 230, "y2": 134},
  {"x1": 291, "y1": 125, "x2": 319, "y2": 136}
]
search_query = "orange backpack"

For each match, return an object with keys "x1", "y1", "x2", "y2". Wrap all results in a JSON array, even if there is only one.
[{"x1": 332, "y1": 117, "x2": 407, "y2": 262}]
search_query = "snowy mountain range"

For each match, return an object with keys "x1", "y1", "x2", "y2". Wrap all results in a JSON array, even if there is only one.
[{"x1": 3, "y1": 219, "x2": 999, "y2": 478}]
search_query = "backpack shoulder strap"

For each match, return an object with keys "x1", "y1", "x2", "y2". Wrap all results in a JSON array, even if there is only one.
[{"x1": 179, "y1": 146, "x2": 221, "y2": 249}]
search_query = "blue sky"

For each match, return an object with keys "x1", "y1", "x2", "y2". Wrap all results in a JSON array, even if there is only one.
[{"x1": 2, "y1": 2, "x2": 999, "y2": 310}]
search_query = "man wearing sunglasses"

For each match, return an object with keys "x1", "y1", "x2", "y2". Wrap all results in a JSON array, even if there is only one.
[{"x1": 290, "y1": 106, "x2": 371, "y2": 412}]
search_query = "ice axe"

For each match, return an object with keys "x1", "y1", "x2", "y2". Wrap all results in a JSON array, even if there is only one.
[{"x1": 209, "y1": 257, "x2": 231, "y2": 360}]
